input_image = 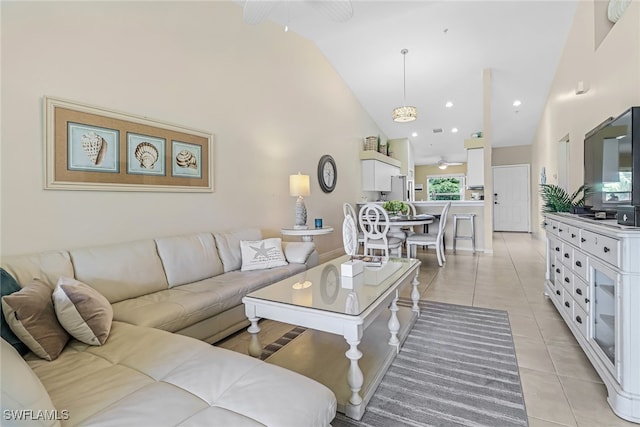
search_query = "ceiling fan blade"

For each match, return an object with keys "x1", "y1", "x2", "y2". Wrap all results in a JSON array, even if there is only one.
[
  {"x1": 306, "y1": 0, "x2": 353, "y2": 23},
  {"x1": 242, "y1": 0, "x2": 279, "y2": 25}
]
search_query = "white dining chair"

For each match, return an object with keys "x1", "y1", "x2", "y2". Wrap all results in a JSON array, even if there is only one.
[
  {"x1": 405, "y1": 202, "x2": 451, "y2": 266},
  {"x1": 358, "y1": 203, "x2": 403, "y2": 258},
  {"x1": 343, "y1": 202, "x2": 365, "y2": 249}
]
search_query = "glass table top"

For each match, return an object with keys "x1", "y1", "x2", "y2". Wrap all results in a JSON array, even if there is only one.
[{"x1": 245, "y1": 255, "x2": 419, "y2": 316}]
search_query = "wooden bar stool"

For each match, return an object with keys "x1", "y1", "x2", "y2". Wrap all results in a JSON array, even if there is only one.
[{"x1": 452, "y1": 213, "x2": 476, "y2": 253}]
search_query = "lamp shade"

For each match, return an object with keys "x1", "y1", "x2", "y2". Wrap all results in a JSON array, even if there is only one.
[{"x1": 289, "y1": 173, "x2": 310, "y2": 197}]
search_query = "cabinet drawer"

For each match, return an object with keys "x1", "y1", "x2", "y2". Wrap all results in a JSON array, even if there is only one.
[
  {"x1": 573, "y1": 249, "x2": 588, "y2": 281},
  {"x1": 561, "y1": 268, "x2": 574, "y2": 293},
  {"x1": 556, "y1": 222, "x2": 569, "y2": 240},
  {"x1": 549, "y1": 237, "x2": 562, "y2": 257},
  {"x1": 573, "y1": 275, "x2": 590, "y2": 314},
  {"x1": 544, "y1": 219, "x2": 558, "y2": 235},
  {"x1": 567, "y1": 225, "x2": 581, "y2": 246},
  {"x1": 581, "y1": 230, "x2": 620, "y2": 268},
  {"x1": 561, "y1": 242, "x2": 573, "y2": 268},
  {"x1": 562, "y1": 289, "x2": 573, "y2": 316},
  {"x1": 573, "y1": 304, "x2": 588, "y2": 339}
]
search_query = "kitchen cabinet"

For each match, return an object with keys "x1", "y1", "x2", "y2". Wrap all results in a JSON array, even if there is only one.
[
  {"x1": 361, "y1": 159, "x2": 400, "y2": 192},
  {"x1": 466, "y1": 148, "x2": 484, "y2": 188},
  {"x1": 544, "y1": 213, "x2": 640, "y2": 423}
]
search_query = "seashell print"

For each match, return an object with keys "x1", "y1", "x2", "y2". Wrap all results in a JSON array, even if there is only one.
[
  {"x1": 134, "y1": 142, "x2": 159, "y2": 169},
  {"x1": 176, "y1": 149, "x2": 197, "y2": 169},
  {"x1": 81, "y1": 132, "x2": 107, "y2": 165}
]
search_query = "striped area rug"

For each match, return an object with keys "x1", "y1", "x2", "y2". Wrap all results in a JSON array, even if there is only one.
[{"x1": 331, "y1": 300, "x2": 528, "y2": 427}]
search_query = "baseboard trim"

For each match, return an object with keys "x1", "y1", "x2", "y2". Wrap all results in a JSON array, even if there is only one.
[{"x1": 319, "y1": 247, "x2": 345, "y2": 263}]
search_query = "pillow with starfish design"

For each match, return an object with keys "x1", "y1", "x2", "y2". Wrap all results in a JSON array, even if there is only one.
[{"x1": 239, "y1": 238, "x2": 289, "y2": 271}]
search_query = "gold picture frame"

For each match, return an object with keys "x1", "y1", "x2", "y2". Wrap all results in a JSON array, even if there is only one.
[{"x1": 44, "y1": 96, "x2": 214, "y2": 192}]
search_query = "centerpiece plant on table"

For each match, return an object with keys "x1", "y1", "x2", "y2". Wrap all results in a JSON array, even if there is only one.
[{"x1": 382, "y1": 200, "x2": 408, "y2": 216}]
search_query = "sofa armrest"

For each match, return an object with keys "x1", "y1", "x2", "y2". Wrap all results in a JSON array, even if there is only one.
[{"x1": 282, "y1": 242, "x2": 317, "y2": 267}]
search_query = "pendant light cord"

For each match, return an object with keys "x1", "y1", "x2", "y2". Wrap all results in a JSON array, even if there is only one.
[{"x1": 401, "y1": 49, "x2": 408, "y2": 107}]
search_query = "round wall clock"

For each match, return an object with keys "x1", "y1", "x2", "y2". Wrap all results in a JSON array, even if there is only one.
[{"x1": 318, "y1": 154, "x2": 337, "y2": 193}]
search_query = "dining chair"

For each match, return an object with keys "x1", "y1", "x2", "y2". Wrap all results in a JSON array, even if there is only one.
[
  {"x1": 343, "y1": 202, "x2": 365, "y2": 249},
  {"x1": 358, "y1": 203, "x2": 403, "y2": 258},
  {"x1": 405, "y1": 202, "x2": 451, "y2": 266}
]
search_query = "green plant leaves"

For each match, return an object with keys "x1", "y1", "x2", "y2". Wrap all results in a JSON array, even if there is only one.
[{"x1": 540, "y1": 184, "x2": 588, "y2": 213}]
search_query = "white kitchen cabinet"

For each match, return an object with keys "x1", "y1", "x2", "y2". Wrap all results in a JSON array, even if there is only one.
[
  {"x1": 388, "y1": 138, "x2": 415, "y2": 180},
  {"x1": 361, "y1": 159, "x2": 400, "y2": 192},
  {"x1": 544, "y1": 213, "x2": 640, "y2": 423},
  {"x1": 466, "y1": 148, "x2": 484, "y2": 188}
]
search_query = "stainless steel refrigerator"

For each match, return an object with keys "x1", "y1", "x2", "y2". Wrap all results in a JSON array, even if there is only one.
[{"x1": 388, "y1": 175, "x2": 408, "y2": 201}]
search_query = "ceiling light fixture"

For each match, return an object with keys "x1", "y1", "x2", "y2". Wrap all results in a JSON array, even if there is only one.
[
  {"x1": 392, "y1": 49, "x2": 417, "y2": 123},
  {"x1": 513, "y1": 100, "x2": 522, "y2": 107},
  {"x1": 412, "y1": 132, "x2": 418, "y2": 137},
  {"x1": 445, "y1": 101, "x2": 453, "y2": 108},
  {"x1": 451, "y1": 127, "x2": 458, "y2": 133}
]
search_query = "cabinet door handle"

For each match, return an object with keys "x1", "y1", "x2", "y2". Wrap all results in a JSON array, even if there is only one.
[
  {"x1": 571, "y1": 233, "x2": 576, "y2": 238},
  {"x1": 564, "y1": 277, "x2": 570, "y2": 283},
  {"x1": 581, "y1": 238, "x2": 586, "y2": 243},
  {"x1": 559, "y1": 228, "x2": 563, "y2": 232},
  {"x1": 551, "y1": 263, "x2": 555, "y2": 268},
  {"x1": 564, "y1": 253, "x2": 570, "y2": 259},
  {"x1": 556, "y1": 268, "x2": 561, "y2": 274},
  {"x1": 553, "y1": 226, "x2": 557, "y2": 230},
  {"x1": 575, "y1": 261, "x2": 582, "y2": 267},
  {"x1": 585, "y1": 298, "x2": 590, "y2": 304},
  {"x1": 576, "y1": 316, "x2": 583, "y2": 324},
  {"x1": 603, "y1": 247, "x2": 610, "y2": 253},
  {"x1": 555, "y1": 247, "x2": 560, "y2": 252},
  {"x1": 544, "y1": 222, "x2": 548, "y2": 226},
  {"x1": 576, "y1": 288, "x2": 583, "y2": 296},
  {"x1": 564, "y1": 301, "x2": 571, "y2": 308},
  {"x1": 556, "y1": 290, "x2": 561, "y2": 296}
]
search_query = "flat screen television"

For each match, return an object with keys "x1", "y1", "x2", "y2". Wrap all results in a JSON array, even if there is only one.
[{"x1": 584, "y1": 106, "x2": 640, "y2": 213}]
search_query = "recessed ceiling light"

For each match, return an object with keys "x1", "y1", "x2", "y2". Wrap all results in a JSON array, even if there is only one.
[
  {"x1": 513, "y1": 100, "x2": 522, "y2": 107},
  {"x1": 411, "y1": 132, "x2": 418, "y2": 137},
  {"x1": 451, "y1": 128, "x2": 458, "y2": 133},
  {"x1": 445, "y1": 101, "x2": 453, "y2": 108}
]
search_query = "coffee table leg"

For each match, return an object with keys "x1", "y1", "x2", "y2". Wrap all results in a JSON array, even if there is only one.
[
  {"x1": 388, "y1": 290, "x2": 400, "y2": 352},
  {"x1": 247, "y1": 316, "x2": 262, "y2": 358},
  {"x1": 345, "y1": 339, "x2": 364, "y2": 408},
  {"x1": 411, "y1": 267, "x2": 421, "y2": 315}
]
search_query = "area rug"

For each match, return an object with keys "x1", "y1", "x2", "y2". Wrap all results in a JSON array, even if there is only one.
[{"x1": 263, "y1": 300, "x2": 528, "y2": 427}]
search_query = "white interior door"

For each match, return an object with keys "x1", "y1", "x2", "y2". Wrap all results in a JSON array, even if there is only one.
[{"x1": 493, "y1": 165, "x2": 531, "y2": 232}]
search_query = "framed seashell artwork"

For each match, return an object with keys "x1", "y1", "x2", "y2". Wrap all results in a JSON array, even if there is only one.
[{"x1": 44, "y1": 96, "x2": 213, "y2": 192}]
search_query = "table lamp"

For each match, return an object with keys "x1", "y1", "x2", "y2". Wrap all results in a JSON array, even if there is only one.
[{"x1": 289, "y1": 172, "x2": 310, "y2": 229}]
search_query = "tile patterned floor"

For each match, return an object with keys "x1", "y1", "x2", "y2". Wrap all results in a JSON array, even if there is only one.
[{"x1": 218, "y1": 232, "x2": 637, "y2": 426}]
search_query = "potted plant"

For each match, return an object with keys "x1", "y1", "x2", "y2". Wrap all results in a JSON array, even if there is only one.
[
  {"x1": 382, "y1": 200, "x2": 408, "y2": 216},
  {"x1": 540, "y1": 183, "x2": 589, "y2": 215}
]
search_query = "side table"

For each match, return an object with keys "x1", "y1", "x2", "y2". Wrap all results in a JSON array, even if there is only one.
[{"x1": 280, "y1": 226, "x2": 334, "y2": 242}]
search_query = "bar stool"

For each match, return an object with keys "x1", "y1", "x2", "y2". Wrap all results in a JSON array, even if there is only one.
[{"x1": 452, "y1": 213, "x2": 476, "y2": 253}]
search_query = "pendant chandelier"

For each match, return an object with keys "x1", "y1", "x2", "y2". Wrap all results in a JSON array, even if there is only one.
[{"x1": 392, "y1": 49, "x2": 417, "y2": 123}]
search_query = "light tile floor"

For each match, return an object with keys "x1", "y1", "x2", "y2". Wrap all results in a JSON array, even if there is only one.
[
  {"x1": 218, "y1": 232, "x2": 637, "y2": 426},
  {"x1": 415, "y1": 232, "x2": 636, "y2": 427}
]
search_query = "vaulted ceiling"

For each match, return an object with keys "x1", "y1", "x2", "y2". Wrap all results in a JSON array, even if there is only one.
[{"x1": 236, "y1": 1, "x2": 579, "y2": 166}]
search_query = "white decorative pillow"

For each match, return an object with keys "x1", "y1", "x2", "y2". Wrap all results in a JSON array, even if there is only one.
[
  {"x1": 240, "y1": 238, "x2": 289, "y2": 271},
  {"x1": 52, "y1": 277, "x2": 113, "y2": 346}
]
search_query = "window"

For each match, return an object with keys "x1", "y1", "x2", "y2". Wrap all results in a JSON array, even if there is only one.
[{"x1": 426, "y1": 174, "x2": 465, "y2": 201}]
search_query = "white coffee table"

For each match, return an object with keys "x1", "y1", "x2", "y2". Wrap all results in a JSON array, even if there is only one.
[{"x1": 242, "y1": 255, "x2": 421, "y2": 420}]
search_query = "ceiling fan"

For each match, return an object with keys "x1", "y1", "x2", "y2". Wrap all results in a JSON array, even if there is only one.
[
  {"x1": 242, "y1": 0, "x2": 353, "y2": 25},
  {"x1": 434, "y1": 159, "x2": 463, "y2": 170}
]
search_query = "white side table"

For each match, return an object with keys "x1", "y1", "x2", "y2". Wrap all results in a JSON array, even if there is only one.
[{"x1": 280, "y1": 226, "x2": 334, "y2": 242}]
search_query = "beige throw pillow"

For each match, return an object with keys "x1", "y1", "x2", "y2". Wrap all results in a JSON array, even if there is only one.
[
  {"x1": 53, "y1": 277, "x2": 112, "y2": 346},
  {"x1": 1, "y1": 279, "x2": 70, "y2": 361},
  {"x1": 240, "y1": 238, "x2": 288, "y2": 271}
]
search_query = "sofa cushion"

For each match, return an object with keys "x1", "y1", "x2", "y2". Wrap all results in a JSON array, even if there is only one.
[
  {"x1": 111, "y1": 263, "x2": 307, "y2": 333},
  {"x1": 26, "y1": 322, "x2": 336, "y2": 426},
  {"x1": 214, "y1": 228, "x2": 262, "y2": 272},
  {"x1": 1, "y1": 339, "x2": 61, "y2": 427},
  {"x1": 1, "y1": 268, "x2": 29, "y2": 355},
  {"x1": 240, "y1": 238, "x2": 288, "y2": 271},
  {"x1": 155, "y1": 233, "x2": 224, "y2": 288},
  {"x1": 1, "y1": 279, "x2": 69, "y2": 361},
  {"x1": 70, "y1": 239, "x2": 168, "y2": 303},
  {"x1": 1, "y1": 250, "x2": 74, "y2": 289},
  {"x1": 53, "y1": 277, "x2": 113, "y2": 346}
]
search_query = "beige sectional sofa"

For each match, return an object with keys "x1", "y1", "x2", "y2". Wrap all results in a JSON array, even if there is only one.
[{"x1": 1, "y1": 228, "x2": 336, "y2": 426}]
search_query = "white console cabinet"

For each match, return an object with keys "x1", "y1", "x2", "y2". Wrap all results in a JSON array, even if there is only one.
[{"x1": 544, "y1": 213, "x2": 640, "y2": 423}]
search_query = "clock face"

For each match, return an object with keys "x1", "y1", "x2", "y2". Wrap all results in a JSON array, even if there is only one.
[{"x1": 318, "y1": 155, "x2": 337, "y2": 193}]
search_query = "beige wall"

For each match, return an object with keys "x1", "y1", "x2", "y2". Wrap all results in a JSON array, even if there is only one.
[
  {"x1": 531, "y1": 1, "x2": 640, "y2": 233},
  {"x1": 0, "y1": 1, "x2": 383, "y2": 256}
]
